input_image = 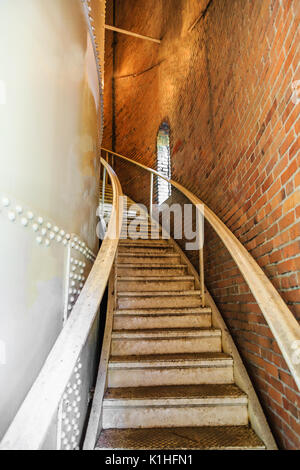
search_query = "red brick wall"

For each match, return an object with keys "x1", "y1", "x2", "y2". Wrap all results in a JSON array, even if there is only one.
[{"x1": 103, "y1": 0, "x2": 300, "y2": 449}]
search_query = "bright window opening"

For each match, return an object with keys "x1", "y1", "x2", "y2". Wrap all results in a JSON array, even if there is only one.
[{"x1": 156, "y1": 122, "x2": 171, "y2": 205}]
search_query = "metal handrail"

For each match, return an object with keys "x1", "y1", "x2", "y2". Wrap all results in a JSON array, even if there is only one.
[
  {"x1": 102, "y1": 147, "x2": 300, "y2": 391},
  {"x1": 0, "y1": 158, "x2": 123, "y2": 449}
]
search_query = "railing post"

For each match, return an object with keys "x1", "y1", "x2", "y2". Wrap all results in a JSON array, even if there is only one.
[
  {"x1": 150, "y1": 173, "x2": 153, "y2": 219},
  {"x1": 199, "y1": 207, "x2": 205, "y2": 307},
  {"x1": 105, "y1": 152, "x2": 109, "y2": 185}
]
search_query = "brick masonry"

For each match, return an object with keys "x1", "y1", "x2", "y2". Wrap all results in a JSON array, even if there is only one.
[{"x1": 103, "y1": 0, "x2": 300, "y2": 449}]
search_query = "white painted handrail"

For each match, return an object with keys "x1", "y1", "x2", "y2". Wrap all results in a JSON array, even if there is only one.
[
  {"x1": 102, "y1": 147, "x2": 300, "y2": 391},
  {"x1": 0, "y1": 158, "x2": 123, "y2": 449}
]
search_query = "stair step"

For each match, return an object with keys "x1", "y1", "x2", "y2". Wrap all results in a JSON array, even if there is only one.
[
  {"x1": 122, "y1": 221, "x2": 160, "y2": 228},
  {"x1": 113, "y1": 313, "x2": 211, "y2": 330},
  {"x1": 119, "y1": 256, "x2": 184, "y2": 268},
  {"x1": 113, "y1": 306, "x2": 211, "y2": 329},
  {"x1": 120, "y1": 233, "x2": 162, "y2": 241},
  {"x1": 120, "y1": 235, "x2": 163, "y2": 241},
  {"x1": 96, "y1": 426, "x2": 265, "y2": 450},
  {"x1": 124, "y1": 215, "x2": 150, "y2": 220},
  {"x1": 102, "y1": 384, "x2": 248, "y2": 429},
  {"x1": 107, "y1": 352, "x2": 233, "y2": 387},
  {"x1": 121, "y1": 224, "x2": 159, "y2": 230},
  {"x1": 116, "y1": 264, "x2": 188, "y2": 276},
  {"x1": 118, "y1": 246, "x2": 173, "y2": 255},
  {"x1": 111, "y1": 328, "x2": 221, "y2": 355},
  {"x1": 120, "y1": 236, "x2": 163, "y2": 243},
  {"x1": 123, "y1": 224, "x2": 158, "y2": 231},
  {"x1": 124, "y1": 218, "x2": 152, "y2": 223},
  {"x1": 117, "y1": 290, "x2": 202, "y2": 309},
  {"x1": 118, "y1": 250, "x2": 178, "y2": 257},
  {"x1": 119, "y1": 239, "x2": 169, "y2": 246},
  {"x1": 117, "y1": 276, "x2": 195, "y2": 292},
  {"x1": 121, "y1": 226, "x2": 161, "y2": 232},
  {"x1": 115, "y1": 307, "x2": 211, "y2": 315}
]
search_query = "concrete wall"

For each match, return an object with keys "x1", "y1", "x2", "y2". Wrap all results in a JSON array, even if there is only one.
[
  {"x1": 103, "y1": 0, "x2": 300, "y2": 449},
  {"x1": 0, "y1": 0, "x2": 101, "y2": 438}
]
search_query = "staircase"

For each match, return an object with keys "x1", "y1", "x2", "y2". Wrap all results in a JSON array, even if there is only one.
[{"x1": 95, "y1": 188, "x2": 265, "y2": 450}]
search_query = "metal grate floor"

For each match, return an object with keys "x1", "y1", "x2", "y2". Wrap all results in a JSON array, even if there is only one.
[{"x1": 96, "y1": 426, "x2": 265, "y2": 450}]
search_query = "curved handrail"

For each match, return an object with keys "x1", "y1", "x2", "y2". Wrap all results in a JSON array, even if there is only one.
[
  {"x1": 102, "y1": 147, "x2": 300, "y2": 391},
  {"x1": 0, "y1": 158, "x2": 123, "y2": 449}
]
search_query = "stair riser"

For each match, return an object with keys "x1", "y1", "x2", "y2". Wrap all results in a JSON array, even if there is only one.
[
  {"x1": 118, "y1": 247, "x2": 173, "y2": 254},
  {"x1": 120, "y1": 237, "x2": 163, "y2": 243},
  {"x1": 121, "y1": 233, "x2": 161, "y2": 241},
  {"x1": 113, "y1": 314, "x2": 211, "y2": 330},
  {"x1": 107, "y1": 366, "x2": 234, "y2": 387},
  {"x1": 111, "y1": 337, "x2": 222, "y2": 355},
  {"x1": 117, "y1": 267, "x2": 187, "y2": 276},
  {"x1": 121, "y1": 229, "x2": 161, "y2": 234},
  {"x1": 120, "y1": 236, "x2": 164, "y2": 241},
  {"x1": 118, "y1": 256, "x2": 180, "y2": 265},
  {"x1": 117, "y1": 280, "x2": 194, "y2": 292},
  {"x1": 124, "y1": 218, "x2": 150, "y2": 222},
  {"x1": 102, "y1": 404, "x2": 248, "y2": 429},
  {"x1": 117, "y1": 295, "x2": 201, "y2": 309}
]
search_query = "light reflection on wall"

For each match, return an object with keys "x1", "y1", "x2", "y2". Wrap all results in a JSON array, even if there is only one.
[{"x1": 156, "y1": 122, "x2": 171, "y2": 205}]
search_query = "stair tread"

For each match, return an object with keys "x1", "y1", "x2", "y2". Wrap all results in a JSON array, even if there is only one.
[
  {"x1": 118, "y1": 253, "x2": 177, "y2": 257},
  {"x1": 117, "y1": 276, "x2": 194, "y2": 281},
  {"x1": 104, "y1": 384, "x2": 246, "y2": 401},
  {"x1": 109, "y1": 352, "x2": 232, "y2": 364},
  {"x1": 119, "y1": 240, "x2": 169, "y2": 245},
  {"x1": 123, "y1": 223, "x2": 158, "y2": 227},
  {"x1": 96, "y1": 426, "x2": 265, "y2": 450},
  {"x1": 112, "y1": 328, "x2": 220, "y2": 338},
  {"x1": 114, "y1": 307, "x2": 211, "y2": 318},
  {"x1": 121, "y1": 225, "x2": 160, "y2": 229},
  {"x1": 122, "y1": 228, "x2": 160, "y2": 231},
  {"x1": 114, "y1": 307, "x2": 211, "y2": 316},
  {"x1": 116, "y1": 264, "x2": 186, "y2": 268},
  {"x1": 119, "y1": 244, "x2": 173, "y2": 249},
  {"x1": 118, "y1": 290, "x2": 201, "y2": 297},
  {"x1": 122, "y1": 222, "x2": 159, "y2": 226}
]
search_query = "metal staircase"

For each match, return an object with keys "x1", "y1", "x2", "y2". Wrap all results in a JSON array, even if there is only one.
[{"x1": 94, "y1": 187, "x2": 265, "y2": 450}]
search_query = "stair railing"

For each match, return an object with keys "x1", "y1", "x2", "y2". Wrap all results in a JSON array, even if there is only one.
[
  {"x1": 0, "y1": 158, "x2": 123, "y2": 449},
  {"x1": 101, "y1": 147, "x2": 300, "y2": 391}
]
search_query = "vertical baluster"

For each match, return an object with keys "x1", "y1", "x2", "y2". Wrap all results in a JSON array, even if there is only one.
[
  {"x1": 199, "y1": 207, "x2": 205, "y2": 307},
  {"x1": 102, "y1": 167, "x2": 106, "y2": 217},
  {"x1": 150, "y1": 173, "x2": 154, "y2": 219}
]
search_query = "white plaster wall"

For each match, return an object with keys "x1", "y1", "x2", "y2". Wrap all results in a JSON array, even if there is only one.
[{"x1": 0, "y1": 0, "x2": 101, "y2": 438}]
